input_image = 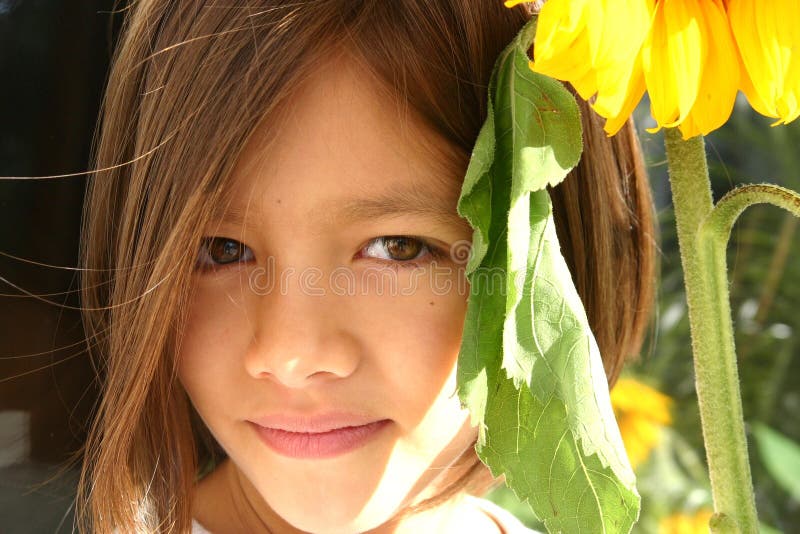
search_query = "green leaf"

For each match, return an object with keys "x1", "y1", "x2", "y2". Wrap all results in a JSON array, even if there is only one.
[
  {"x1": 456, "y1": 17, "x2": 640, "y2": 533},
  {"x1": 753, "y1": 422, "x2": 800, "y2": 501},
  {"x1": 759, "y1": 522, "x2": 783, "y2": 534}
]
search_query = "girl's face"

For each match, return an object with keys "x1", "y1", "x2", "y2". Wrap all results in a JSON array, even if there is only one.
[{"x1": 177, "y1": 53, "x2": 479, "y2": 533}]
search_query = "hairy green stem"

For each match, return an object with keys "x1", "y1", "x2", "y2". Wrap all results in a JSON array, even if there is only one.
[
  {"x1": 664, "y1": 129, "x2": 758, "y2": 534},
  {"x1": 699, "y1": 183, "x2": 800, "y2": 530},
  {"x1": 705, "y1": 184, "x2": 800, "y2": 239}
]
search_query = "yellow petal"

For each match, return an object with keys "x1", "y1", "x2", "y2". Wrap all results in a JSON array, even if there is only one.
[
  {"x1": 529, "y1": 0, "x2": 656, "y2": 136},
  {"x1": 596, "y1": 51, "x2": 647, "y2": 136},
  {"x1": 660, "y1": 509, "x2": 713, "y2": 534},
  {"x1": 660, "y1": 514, "x2": 692, "y2": 534},
  {"x1": 621, "y1": 415, "x2": 661, "y2": 468},
  {"x1": 590, "y1": 0, "x2": 654, "y2": 118},
  {"x1": 729, "y1": 0, "x2": 800, "y2": 124},
  {"x1": 737, "y1": 52, "x2": 775, "y2": 119},
  {"x1": 612, "y1": 379, "x2": 672, "y2": 468},
  {"x1": 693, "y1": 509, "x2": 714, "y2": 531},
  {"x1": 617, "y1": 418, "x2": 646, "y2": 467},
  {"x1": 590, "y1": 0, "x2": 655, "y2": 96},
  {"x1": 611, "y1": 378, "x2": 673, "y2": 423},
  {"x1": 642, "y1": 0, "x2": 706, "y2": 130},
  {"x1": 678, "y1": 0, "x2": 739, "y2": 138},
  {"x1": 775, "y1": 0, "x2": 800, "y2": 123},
  {"x1": 531, "y1": 0, "x2": 598, "y2": 101},
  {"x1": 729, "y1": 0, "x2": 776, "y2": 117},
  {"x1": 781, "y1": 55, "x2": 800, "y2": 124}
]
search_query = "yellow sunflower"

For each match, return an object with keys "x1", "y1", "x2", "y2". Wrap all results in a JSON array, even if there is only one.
[
  {"x1": 609, "y1": 377, "x2": 673, "y2": 469},
  {"x1": 504, "y1": 0, "x2": 800, "y2": 138},
  {"x1": 728, "y1": 0, "x2": 800, "y2": 126},
  {"x1": 659, "y1": 508, "x2": 714, "y2": 534}
]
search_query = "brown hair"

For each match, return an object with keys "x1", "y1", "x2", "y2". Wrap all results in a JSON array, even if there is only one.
[{"x1": 77, "y1": 1, "x2": 656, "y2": 532}]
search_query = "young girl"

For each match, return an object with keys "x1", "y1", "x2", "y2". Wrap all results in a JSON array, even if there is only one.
[{"x1": 77, "y1": 1, "x2": 656, "y2": 532}]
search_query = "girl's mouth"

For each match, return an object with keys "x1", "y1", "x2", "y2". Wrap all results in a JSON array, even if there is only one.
[{"x1": 249, "y1": 419, "x2": 392, "y2": 459}]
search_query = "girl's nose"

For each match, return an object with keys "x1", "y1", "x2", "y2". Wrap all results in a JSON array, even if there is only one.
[{"x1": 243, "y1": 284, "x2": 361, "y2": 388}]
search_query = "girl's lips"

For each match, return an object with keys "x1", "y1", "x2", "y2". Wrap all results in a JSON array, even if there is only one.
[
  {"x1": 250, "y1": 419, "x2": 392, "y2": 459},
  {"x1": 250, "y1": 411, "x2": 386, "y2": 433}
]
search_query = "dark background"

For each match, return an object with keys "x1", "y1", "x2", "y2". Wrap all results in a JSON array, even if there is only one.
[{"x1": 0, "y1": 1, "x2": 122, "y2": 531}]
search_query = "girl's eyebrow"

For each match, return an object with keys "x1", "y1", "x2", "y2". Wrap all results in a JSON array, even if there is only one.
[
  {"x1": 219, "y1": 182, "x2": 471, "y2": 231},
  {"x1": 330, "y1": 183, "x2": 468, "y2": 229}
]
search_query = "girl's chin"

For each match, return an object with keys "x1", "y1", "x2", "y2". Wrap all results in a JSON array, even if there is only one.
[
  {"x1": 239, "y1": 468, "x2": 400, "y2": 531},
  {"x1": 266, "y1": 499, "x2": 397, "y2": 534}
]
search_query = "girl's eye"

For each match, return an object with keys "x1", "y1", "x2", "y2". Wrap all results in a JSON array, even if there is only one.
[
  {"x1": 359, "y1": 236, "x2": 444, "y2": 267},
  {"x1": 195, "y1": 237, "x2": 254, "y2": 271}
]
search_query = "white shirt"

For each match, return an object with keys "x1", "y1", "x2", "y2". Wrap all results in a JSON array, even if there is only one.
[{"x1": 190, "y1": 495, "x2": 542, "y2": 533}]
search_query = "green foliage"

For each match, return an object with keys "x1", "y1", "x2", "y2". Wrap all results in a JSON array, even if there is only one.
[
  {"x1": 753, "y1": 423, "x2": 800, "y2": 501},
  {"x1": 630, "y1": 100, "x2": 800, "y2": 532},
  {"x1": 456, "y1": 18, "x2": 640, "y2": 533}
]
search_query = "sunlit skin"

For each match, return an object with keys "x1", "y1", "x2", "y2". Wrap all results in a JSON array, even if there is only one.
[{"x1": 177, "y1": 49, "x2": 503, "y2": 534}]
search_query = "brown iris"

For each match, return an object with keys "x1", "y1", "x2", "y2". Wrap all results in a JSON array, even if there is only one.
[
  {"x1": 383, "y1": 236, "x2": 423, "y2": 261},
  {"x1": 204, "y1": 237, "x2": 246, "y2": 264}
]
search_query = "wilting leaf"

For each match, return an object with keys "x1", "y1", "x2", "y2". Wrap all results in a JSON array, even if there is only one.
[{"x1": 456, "y1": 17, "x2": 640, "y2": 533}]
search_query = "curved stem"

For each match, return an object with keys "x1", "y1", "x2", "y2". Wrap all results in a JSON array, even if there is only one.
[
  {"x1": 663, "y1": 129, "x2": 759, "y2": 534},
  {"x1": 705, "y1": 184, "x2": 800, "y2": 239},
  {"x1": 702, "y1": 185, "x2": 800, "y2": 427}
]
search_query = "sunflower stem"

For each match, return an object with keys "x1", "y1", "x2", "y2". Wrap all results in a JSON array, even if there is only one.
[{"x1": 663, "y1": 128, "x2": 759, "y2": 534}]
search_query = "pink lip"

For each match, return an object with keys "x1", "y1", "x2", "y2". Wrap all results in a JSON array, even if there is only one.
[{"x1": 248, "y1": 413, "x2": 392, "y2": 459}]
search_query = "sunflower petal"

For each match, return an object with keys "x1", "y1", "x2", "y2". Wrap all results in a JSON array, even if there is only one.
[
  {"x1": 729, "y1": 0, "x2": 800, "y2": 125},
  {"x1": 774, "y1": 0, "x2": 800, "y2": 123},
  {"x1": 597, "y1": 55, "x2": 647, "y2": 136},
  {"x1": 642, "y1": 0, "x2": 706, "y2": 130},
  {"x1": 531, "y1": 0, "x2": 598, "y2": 101},
  {"x1": 678, "y1": 0, "x2": 739, "y2": 138},
  {"x1": 590, "y1": 0, "x2": 654, "y2": 119},
  {"x1": 737, "y1": 52, "x2": 775, "y2": 119},
  {"x1": 512, "y1": 0, "x2": 799, "y2": 136}
]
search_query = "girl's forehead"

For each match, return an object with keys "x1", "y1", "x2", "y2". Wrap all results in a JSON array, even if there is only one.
[{"x1": 221, "y1": 52, "x2": 467, "y2": 222}]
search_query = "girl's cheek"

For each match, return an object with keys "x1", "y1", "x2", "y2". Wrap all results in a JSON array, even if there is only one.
[
  {"x1": 178, "y1": 285, "x2": 249, "y2": 380},
  {"x1": 178, "y1": 265, "x2": 468, "y2": 376}
]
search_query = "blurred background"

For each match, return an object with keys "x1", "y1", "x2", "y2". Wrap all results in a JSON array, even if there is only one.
[
  {"x1": 1, "y1": 1, "x2": 798, "y2": 533},
  {"x1": 0, "y1": 1, "x2": 119, "y2": 531}
]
